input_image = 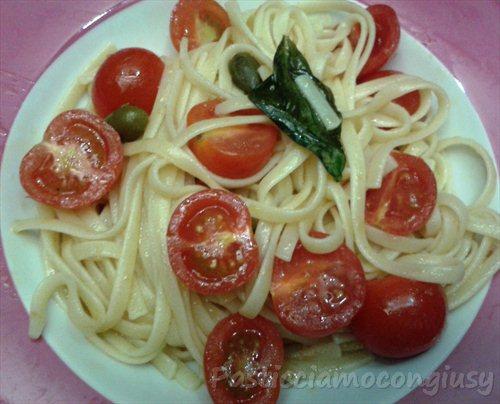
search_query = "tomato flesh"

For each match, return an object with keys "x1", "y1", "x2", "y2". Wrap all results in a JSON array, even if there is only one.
[
  {"x1": 187, "y1": 100, "x2": 280, "y2": 179},
  {"x1": 366, "y1": 151, "x2": 437, "y2": 236},
  {"x1": 351, "y1": 275, "x2": 446, "y2": 358},
  {"x1": 92, "y1": 47, "x2": 164, "y2": 118},
  {"x1": 358, "y1": 70, "x2": 421, "y2": 115},
  {"x1": 271, "y1": 232, "x2": 366, "y2": 338},
  {"x1": 167, "y1": 189, "x2": 259, "y2": 295},
  {"x1": 170, "y1": 0, "x2": 230, "y2": 51},
  {"x1": 349, "y1": 4, "x2": 400, "y2": 79},
  {"x1": 204, "y1": 314, "x2": 284, "y2": 404},
  {"x1": 19, "y1": 109, "x2": 123, "y2": 210}
]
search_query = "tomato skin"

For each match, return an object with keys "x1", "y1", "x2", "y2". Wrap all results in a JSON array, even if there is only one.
[
  {"x1": 351, "y1": 276, "x2": 446, "y2": 358},
  {"x1": 348, "y1": 21, "x2": 361, "y2": 51},
  {"x1": 167, "y1": 189, "x2": 259, "y2": 295},
  {"x1": 349, "y1": 4, "x2": 400, "y2": 79},
  {"x1": 187, "y1": 100, "x2": 280, "y2": 179},
  {"x1": 170, "y1": 0, "x2": 230, "y2": 51},
  {"x1": 365, "y1": 151, "x2": 437, "y2": 236},
  {"x1": 204, "y1": 314, "x2": 284, "y2": 404},
  {"x1": 92, "y1": 48, "x2": 164, "y2": 118},
  {"x1": 19, "y1": 109, "x2": 123, "y2": 210},
  {"x1": 271, "y1": 232, "x2": 366, "y2": 338},
  {"x1": 358, "y1": 70, "x2": 421, "y2": 115}
]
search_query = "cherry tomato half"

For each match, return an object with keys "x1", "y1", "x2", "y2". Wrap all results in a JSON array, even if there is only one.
[
  {"x1": 204, "y1": 313, "x2": 284, "y2": 404},
  {"x1": 271, "y1": 232, "x2": 366, "y2": 338},
  {"x1": 187, "y1": 99, "x2": 280, "y2": 179},
  {"x1": 351, "y1": 275, "x2": 446, "y2": 358},
  {"x1": 358, "y1": 70, "x2": 421, "y2": 115},
  {"x1": 19, "y1": 109, "x2": 123, "y2": 210},
  {"x1": 349, "y1": 4, "x2": 400, "y2": 79},
  {"x1": 365, "y1": 151, "x2": 437, "y2": 236},
  {"x1": 92, "y1": 48, "x2": 164, "y2": 118},
  {"x1": 167, "y1": 189, "x2": 259, "y2": 295},
  {"x1": 170, "y1": 0, "x2": 230, "y2": 51}
]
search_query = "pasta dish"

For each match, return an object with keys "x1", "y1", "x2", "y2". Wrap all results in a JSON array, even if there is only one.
[{"x1": 13, "y1": 1, "x2": 500, "y2": 402}]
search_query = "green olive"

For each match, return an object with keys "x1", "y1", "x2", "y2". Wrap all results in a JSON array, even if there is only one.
[
  {"x1": 229, "y1": 53, "x2": 263, "y2": 94},
  {"x1": 105, "y1": 105, "x2": 149, "y2": 143}
]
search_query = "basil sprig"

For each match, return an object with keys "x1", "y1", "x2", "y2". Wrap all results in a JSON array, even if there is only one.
[{"x1": 230, "y1": 36, "x2": 345, "y2": 181}]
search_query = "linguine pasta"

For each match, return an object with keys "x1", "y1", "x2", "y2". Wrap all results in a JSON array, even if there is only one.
[{"x1": 13, "y1": 0, "x2": 499, "y2": 389}]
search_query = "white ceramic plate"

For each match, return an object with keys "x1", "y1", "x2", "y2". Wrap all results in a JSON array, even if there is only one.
[{"x1": 1, "y1": 1, "x2": 498, "y2": 403}]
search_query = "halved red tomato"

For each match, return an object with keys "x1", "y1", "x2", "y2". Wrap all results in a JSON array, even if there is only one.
[
  {"x1": 271, "y1": 232, "x2": 366, "y2": 338},
  {"x1": 92, "y1": 47, "x2": 164, "y2": 118},
  {"x1": 187, "y1": 99, "x2": 280, "y2": 179},
  {"x1": 365, "y1": 151, "x2": 437, "y2": 236},
  {"x1": 358, "y1": 70, "x2": 421, "y2": 115},
  {"x1": 19, "y1": 109, "x2": 123, "y2": 210},
  {"x1": 170, "y1": 0, "x2": 230, "y2": 51},
  {"x1": 167, "y1": 189, "x2": 259, "y2": 295},
  {"x1": 349, "y1": 4, "x2": 400, "y2": 79},
  {"x1": 204, "y1": 313, "x2": 284, "y2": 404},
  {"x1": 351, "y1": 276, "x2": 446, "y2": 358}
]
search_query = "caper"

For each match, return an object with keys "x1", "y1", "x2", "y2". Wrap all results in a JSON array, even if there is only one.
[
  {"x1": 105, "y1": 104, "x2": 149, "y2": 143},
  {"x1": 229, "y1": 52, "x2": 263, "y2": 94}
]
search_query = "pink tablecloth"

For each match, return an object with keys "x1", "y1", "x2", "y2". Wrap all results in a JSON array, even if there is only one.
[{"x1": 0, "y1": 1, "x2": 498, "y2": 403}]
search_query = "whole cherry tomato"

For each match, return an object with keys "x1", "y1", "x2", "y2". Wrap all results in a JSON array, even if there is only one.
[
  {"x1": 92, "y1": 47, "x2": 164, "y2": 118},
  {"x1": 351, "y1": 275, "x2": 447, "y2": 358}
]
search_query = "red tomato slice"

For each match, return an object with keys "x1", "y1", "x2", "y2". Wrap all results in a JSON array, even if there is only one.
[
  {"x1": 92, "y1": 47, "x2": 164, "y2": 118},
  {"x1": 167, "y1": 189, "x2": 259, "y2": 295},
  {"x1": 365, "y1": 151, "x2": 437, "y2": 236},
  {"x1": 170, "y1": 0, "x2": 230, "y2": 51},
  {"x1": 358, "y1": 70, "x2": 421, "y2": 115},
  {"x1": 187, "y1": 99, "x2": 280, "y2": 179},
  {"x1": 19, "y1": 109, "x2": 123, "y2": 210},
  {"x1": 271, "y1": 232, "x2": 366, "y2": 338},
  {"x1": 204, "y1": 313, "x2": 284, "y2": 404},
  {"x1": 349, "y1": 4, "x2": 400, "y2": 79},
  {"x1": 351, "y1": 276, "x2": 446, "y2": 358}
]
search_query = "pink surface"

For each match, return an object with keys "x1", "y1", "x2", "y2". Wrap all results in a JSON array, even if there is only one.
[{"x1": 0, "y1": 0, "x2": 498, "y2": 403}]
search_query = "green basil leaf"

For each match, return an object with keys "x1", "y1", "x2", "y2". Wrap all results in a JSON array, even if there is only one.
[{"x1": 247, "y1": 36, "x2": 345, "y2": 181}]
